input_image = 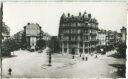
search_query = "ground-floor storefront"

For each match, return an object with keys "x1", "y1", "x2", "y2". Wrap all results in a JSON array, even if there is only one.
[{"x1": 61, "y1": 41, "x2": 98, "y2": 54}]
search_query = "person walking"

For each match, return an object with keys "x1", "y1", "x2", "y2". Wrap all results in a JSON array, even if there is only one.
[
  {"x1": 85, "y1": 56, "x2": 88, "y2": 61},
  {"x1": 95, "y1": 54, "x2": 97, "y2": 58},
  {"x1": 82, "y1": 53, "x2": 86, "y2": 61},
  {"x1": 72, "y1": 49, "x2": 75, "y2": 59},
  {"x1": 8, "y1": 68, "x2": 12, "y2": 75}
]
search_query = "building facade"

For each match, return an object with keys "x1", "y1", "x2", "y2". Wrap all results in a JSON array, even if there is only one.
[
  {"x1": 43, "y1": 32, "x2": 51, "y2": 41},
  {"x1": 23, "y1": 23, "x2": 43, "y2": 50},
  {"x1": 106, "y1": 30, "x2": 115, "y2": 46},
  {"x1": 105, "y1": 30, "x2": 120, "y2": 51},
  {"x1": 98, "y1": 29, "x2": 106, "y2": 46},
  {"x1": 58, "y1": 12, "x2": 99, "y2": 54},
  {"x1": 2, "y1": 22, "x2": 10, "y2": 42},
  {"x1": 13, "y1": 31, "x2": 24, "y2": 44},
  {"x1": 97, "y1": 29, "x2": 107, "y2": 53}
]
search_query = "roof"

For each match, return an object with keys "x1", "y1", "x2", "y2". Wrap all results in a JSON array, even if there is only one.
[{"x1": 24, "y1": 23, "x2": 42, "y2": 36}]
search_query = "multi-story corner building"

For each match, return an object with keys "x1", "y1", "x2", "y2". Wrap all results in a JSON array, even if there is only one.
[
  {"x1": 23, "y1": 23, "x2": 43, "y2": 50},
  {"x1": 97, "y1": 29, "x2": 107, "y2": 52},
  {"x1": 58, "y1": 11, "x2": 99, "y2": 54},
  {"x1": 120, "y1": 27, "x2": 127, "y2": 43},
  {"x1": 2, "y1": 22, "x2": 10, "y2": 42}
]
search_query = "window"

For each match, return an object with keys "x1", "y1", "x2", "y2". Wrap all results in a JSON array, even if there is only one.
[
  {"x1": 77, "y1": 23, "x2": 81, "y2": 27},
  {"x1": 81, "y1": 23, "x2": 85, "y2": 27},
  {"x1": 62, "y1": 24, "x2": 65, "y2": 27},
  {"x1": 73, "y1": 23, "x2": 76, "y2": 27},
  {"x1": 80, "y1": 43, "x2": 83, "y2": 47},
  {"x1": 64, "y1": 48, "x2": 67, "y2": 52},
  {"x1": 78, "y1": 29, "x2": 81, "y2": 34},
  {"x1": 66, "y1": 29, "x2": 69, "y2": 33},
  {"x1": 78, "y1": 36, "x2": 81, "y2": 41}
]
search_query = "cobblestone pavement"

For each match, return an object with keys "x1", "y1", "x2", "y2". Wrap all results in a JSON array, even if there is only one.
[{"x1": 1, "y1": 49, "x2": 126, "y2": 79}]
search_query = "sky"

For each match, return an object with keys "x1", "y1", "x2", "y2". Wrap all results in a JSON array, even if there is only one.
[{"x1": 3, "y1": 2, "x2": 127, "y2": 36}]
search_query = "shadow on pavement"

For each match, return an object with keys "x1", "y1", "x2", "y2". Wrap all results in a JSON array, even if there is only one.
[
  {"x1": 3, "y1": 55, "x2": 18, "y2": 59},
  {"x1": 109, "y1": 64, "x2": 126, "y2": 78},
  {"x1": 107, "y1": 53, "x2": 126, "y2": 59}
]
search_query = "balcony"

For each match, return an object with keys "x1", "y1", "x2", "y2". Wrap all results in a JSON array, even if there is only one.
[
  {"x1": 90, "y1": 32, "x2": 97, "y2": 36},
  {"x1": 90, "y1": 39, "x2": 99, "y2": 43},
  {"x1": 83, "y1": 33, "x2": 90, "y2": 36},
  {"x1": 84, "y1": 40, "x2": 90, "y2": 42}
]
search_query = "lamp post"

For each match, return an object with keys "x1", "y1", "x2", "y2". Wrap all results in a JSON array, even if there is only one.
[
  {"x1": 47, "y1": 37, "x2": 52, "y2": 66},
  {"x1": 48, "y1": 48, "x2": 52, "y2": 66}
]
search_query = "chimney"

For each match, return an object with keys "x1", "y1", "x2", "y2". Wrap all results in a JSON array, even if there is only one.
[
  {"x1": 27, "y1": 23, "x2": 30, "y2": 25},
  {"x1": 79, "y1": 12, "x2": 81, "y2": 16}
]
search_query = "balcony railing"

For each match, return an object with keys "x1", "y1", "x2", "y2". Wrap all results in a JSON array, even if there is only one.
[
  {"x1": 90, "y1": 32, "x2": 97, "y2": 36},
  {"x1": 83, "y1": 33, "x2": 90, "y2": 35},
  {"x1": 84, "y1": 40, "x2": 90, "y2": 42}
]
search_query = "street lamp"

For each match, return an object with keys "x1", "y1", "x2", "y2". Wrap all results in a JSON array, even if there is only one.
[
  {"x1": 48, "y1": 48, "x2": 52, "y2": 66},
  {"x1": 47, "y1": 38, "x2": 52, "y2": 66}
]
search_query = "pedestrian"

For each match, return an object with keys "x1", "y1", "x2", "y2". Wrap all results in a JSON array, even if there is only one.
[
  {"x1": 82, "y1": 56, "x2": 84, "y2": 61},
  {"x1": 95, "y1": 54, "x2": 97, "y2": 58},
  {"x1": 8, "y1": 68, "x2": 12, "y2": 75},
  {"x1": 85, "y1": 56, "x2": 88, "y2": 61},
  {"x1": 72, "y1": 55, "x2": 75, "y2": 59},
  {"x1": 80, "y1": 53, "x2": 82, "y2": 57},
  {"x1": 72, "y1": 49, "x2": 75, "y2": 59},
  {"x1": 82, "y1": 53, "x2": 85, "y2": 61}
]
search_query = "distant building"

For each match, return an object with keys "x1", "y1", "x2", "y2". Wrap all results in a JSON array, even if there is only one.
[
  {"x1": 23, "y1": 23, "x2": 43, "y2": 50},
  {"x1": 97, "y1": 29, "x2": 107, "y2": 52},
  {"x1": 106, "y1": 30, "x2": 119, "y2": 49},
  {"x1": 13, "y1": 30, "x2": 24, "y2": 45},
  {"x1": 2, "y1": 22, "x2": 10, "y2": 42},
  {"x1": 98, "y1": 29, "x2": 106, "y2": 46},
  {"x1": 120, "y1": 27, "x2": 127, "y2": 43},
  {"x1": 116, "y1": 33, "x2": 122, "y2": 43},
  {"x1": 43, "y1": 32, "x2": 51, "y2": 41},
  {"x1": 58, "y1": 11, "x2": 99, "y2": 54},
  {"x1": 106, "y1": 30, "x2": 114, "y2": 46}
]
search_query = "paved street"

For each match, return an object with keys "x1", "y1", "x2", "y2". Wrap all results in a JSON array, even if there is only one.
[{"x1": 1, "y1": 49, "x2": 126, "y2": 78}]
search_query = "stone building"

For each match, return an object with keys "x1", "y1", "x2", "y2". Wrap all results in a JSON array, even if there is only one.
[
  {"x1": 2, "y1": 22, "x2": 10, "y2": 42},
  {"x1": 43, "y1": 32, "x2": 51, "y2": 41},
  {"x1": 120, "y1": 27, "x2": 127, "y2": 43},
  {"x1": 106, "y1": 30, "x2": 119, "y2": 50},
  {"x1": 98, "y1": 29, "x2": 106, "y2": 46},
  {"x1": 97, "y1": 29, "x2": 107, "y2": 52},
  {"x1": 58, "y1": 11, "x2": 99, "y2": 54},
  {"x1": 23, "y1": 23, "x2": 43, "y2": 50}
]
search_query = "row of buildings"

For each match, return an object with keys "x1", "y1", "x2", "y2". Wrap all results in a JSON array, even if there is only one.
[
  {"x1": 2, "y1": 11, "x2": 127, "y2": 54},
  {"x1": 58, "y1": 11, "x2": 127, "y2": 54},
  {"x1": 2, "y1": 22, "x2": 10, "y2": 41}
]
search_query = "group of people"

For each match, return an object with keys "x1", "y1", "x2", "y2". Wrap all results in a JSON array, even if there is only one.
[
  {"x1": 8, "y1": 68, "x2": 12, "y2": 76},
  {"x1": 72, "y1": 52, "x2": 98, "y2": 62},
  {"x1": 81, "y1": 53, "x2": 88, "y2": 61}
]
